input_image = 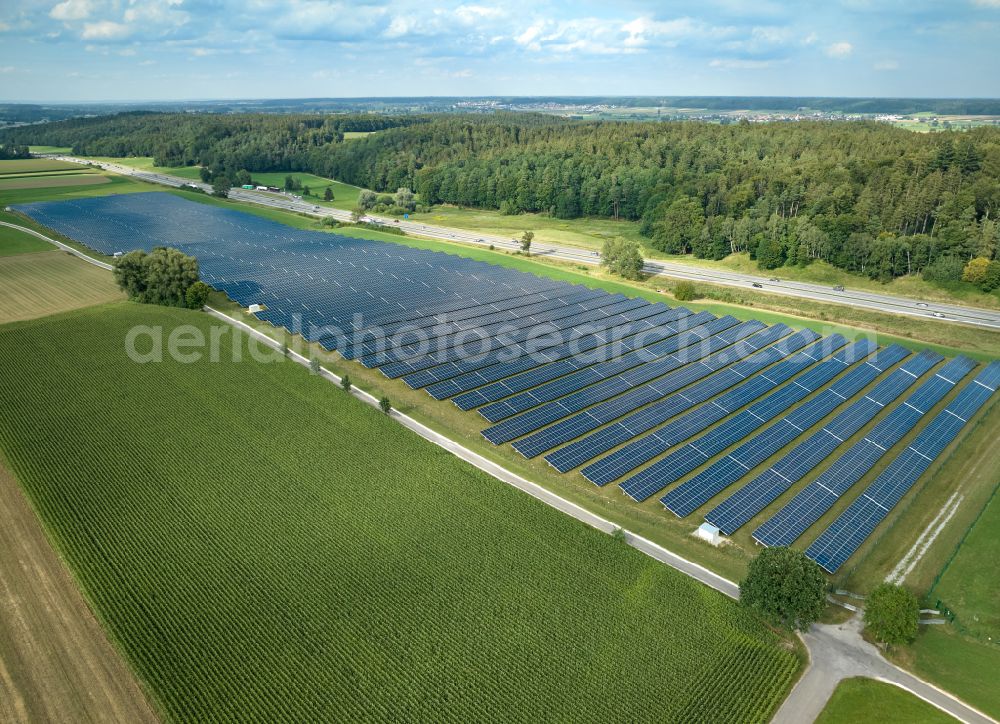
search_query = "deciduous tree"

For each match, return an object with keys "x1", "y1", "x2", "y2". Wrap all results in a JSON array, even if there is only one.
[{"x1": 740, "y1": 547, "x2": 826, "y2": 631}]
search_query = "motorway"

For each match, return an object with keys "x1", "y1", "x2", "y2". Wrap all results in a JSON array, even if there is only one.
[{"x1": 56, "y1": 155, "x2": 1000, "y2": 331}]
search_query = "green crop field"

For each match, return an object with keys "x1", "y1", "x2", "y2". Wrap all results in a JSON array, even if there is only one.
[
  {"x1": 0, "y1": 303, "x2": 801, "y2": 723},
  {"x1": 815, "y1": 678, "x2": 956, "y2": 724},
  {"x1": 0, "y1": 224, "x2": 52, "y2": 257}
]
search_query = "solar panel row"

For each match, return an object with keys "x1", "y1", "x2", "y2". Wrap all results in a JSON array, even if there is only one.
[
  {"x1": 752, "y1": 355, "x2": 979, "y2": 549},
  {"x1": 357, "y1": 287, "x2": 608, "y2": 365},
  {"x1": 443, "y1": 307, "x2": 703, "y2": 406},
  {"x1": 477, "y1": 313, "x2": 732, "y2": 423},
  {"x1": 701, "y1": 349, "x2": 941, "y2": 535},
  {"x1": 604, "y1": 336, "x2": 861, "y2": 496},
  {"x1": 400, "y1": 298, "x2": 665, "y2": 390},
  {"x1": 805, "y1": 360, "x2": 1000, "y2": 573},
  {"x1": 698, "y1": 344, "x2": 915, "y2": 528},
  {"x1": 596, "y1": 334, "x2": 850, "y2": 500},
  {"x1": 658, "y1": 340, "x2": 892, "y2": 516},
  {"x1": 379, "y1": 296, "x2": 648, "y2": 378},
  {"x1": 545, "y1": 329, "x2": 825, "y2": 474},
  {"x1": 490, "y1": 321, "x2": 776, "y2": 452},
  {"x1": 347, "y1": 287, "x2": 611, "y2": 361},
  {"x1": 511, "y1": 324, "x2": 795, "y2": 459},
  {"x1": 479, "y1": 318, "x2": 754, "y2": 444}
]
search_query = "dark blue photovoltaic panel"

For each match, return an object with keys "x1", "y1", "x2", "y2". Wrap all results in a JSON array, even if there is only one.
[
  {"x1": 349, "y1": 287, "x2": 608, "y2": 361},
  {"x1": 399, "y1": 298, "x2": 662, "y2": 389},
  {"x1": 702, "y1": 349, "x2": 939, "y2": 535},
  {"x1": 602, "y1": 336, "x2": 857, "y2": 495},
  {"x1": 477, "y1": 313, "x2": 728, "y2": 422},
  {"x1": 657, "y1": 339, "x2": 884, "y2": 515},
  {"x1": 14, "y1": 192, "x2": 596, "y2": 354},
  {"x1": 752, "y1": 355, "x2": 977, "y2": 548},
  {"x1": 806, "y1": 360, "x2": 1000, "y2": 573},
  {"x1": 437, "y1": 307, "x2": 697, "y2": 403},
  {"x1": 380, "y1": 296, "x2": 648, "y2": 378},
  {"x1": 359, "y1": 288, "x2": 609, "y2": 366},
  {"x1": 545, "y1": 329, "x2": 824, "y2": 474},
  {"x1": 479, "y1": 318, "x2": 760, "y2": 445},
  {"x1": 501, "y1": 322, "x2": 780, "y2": 456}
]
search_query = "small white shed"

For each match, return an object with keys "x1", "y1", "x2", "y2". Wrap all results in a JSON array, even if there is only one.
[
  {"x1": 696, "y1": 522, "x2": 723, "y2": 546},
  {"x1": 248, "y1": 303, "x2": 263, "y2": 314}
]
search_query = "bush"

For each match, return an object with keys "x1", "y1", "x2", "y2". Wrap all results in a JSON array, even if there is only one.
[
  {"x1": 185, "y1": 281, "x2": 212, "y2": 309},
  {"x1": 309, "y1": 357, "x2": 321, "y2": 375},
  {"x1": 740, "y1": 547, "x2": 826, "y2": 631},
  {"x1": 673, "y1": 281, "x2": 698, "y2": 302},
  {"x1": 962, "y1": 257, "x2": 990, "y2": 285},
  {"x1": 341, "y1": 375, "x2": 352, "y2": 392},
  {"x1": 864, "y1": 583, "x2": 919, "y2": 647},
  {"x1": 379, "y1": 396, "x2": 392, "y2": 414},
  {"x1": 922, "y1": 256, "x2": 965, "y2": 283}
]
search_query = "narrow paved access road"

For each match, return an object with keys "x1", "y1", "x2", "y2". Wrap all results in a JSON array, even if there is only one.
[
  {"x1": 51, "y1": 155, "x2": 1000, "y2": 331},
  {"x1": 773, "y1": 614, "x2": 996, "y2": 724}
]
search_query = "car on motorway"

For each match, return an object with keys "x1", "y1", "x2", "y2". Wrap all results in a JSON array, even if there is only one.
[
  {"x1": 752, "y1": 282, "x2": 763, "y2": 288},
  {"x1": 833, "y1": 285, "x2": 845, "y2": 291},
  {"x1": 768, "y1": 277, "x2": 779, "y2": 282},
  {"x1": 917, "y1": 302, "x2": 929, "y2": 308},
  {"x1": 933, "y1": 312, "x2": 946, "y2": 318}
]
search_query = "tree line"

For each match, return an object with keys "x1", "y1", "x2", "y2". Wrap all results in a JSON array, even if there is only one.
[{"x1": 5, "y1": 112, "x2": 999, "y2": 283}]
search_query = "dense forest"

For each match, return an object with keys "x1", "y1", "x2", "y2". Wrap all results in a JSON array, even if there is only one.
[{"x1": 6, "y1": 112, "x2": 999, "y2": 284}]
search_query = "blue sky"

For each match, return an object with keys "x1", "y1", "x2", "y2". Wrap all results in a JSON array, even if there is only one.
[{"x1": 1, "y1": 0, "x2": 998, "y2": 102}]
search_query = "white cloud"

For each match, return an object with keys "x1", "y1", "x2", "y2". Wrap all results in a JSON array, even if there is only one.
[
  {"x1": 0, "y1": 22, "x2": 10, "y2": 32},
  {"x1": 972, "y1": 0, "x2": 1000, "y2": 7},
  {"x1": 873, "y1": 59, "x2": 899, "y2": 70},
  {"x1": 0, "y1": 65, "x2": 15, "y2": 73},
  {"x1": 515, "y1": 21, "x2": 544, "y2": 49},
  {"x1": 81, "y1": 20, "x2": 131, "y2": 40},
  {"x1": 621, "y1": 16, "x2": 696, "y2": 48},
  {"x1": 49, "y1": 0, "x2": 93, "y2": 21},
  {"x1": 825, "y1": 41, "x2": 853, "y2": 57},
  {"x1": 801, "y1": 31, "x2": 818, "y2": 45},
  {"x1": 709, "y1": 58, "x2": 782, "y2": 70},
  {"x1": 454, "y1": 5, "x2": 504, "y2": 24}
]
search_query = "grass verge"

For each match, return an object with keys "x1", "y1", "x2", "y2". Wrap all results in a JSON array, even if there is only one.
[{"x1": 815, "y1": 677, "x2": 957, "y2": 724}]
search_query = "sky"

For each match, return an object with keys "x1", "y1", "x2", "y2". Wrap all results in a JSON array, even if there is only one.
[{"x1": 1, "y1": 0, "x2": 999, "y2": 102}]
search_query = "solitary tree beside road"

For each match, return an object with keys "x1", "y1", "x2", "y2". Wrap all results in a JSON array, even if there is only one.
[
  {"x1": 324, "y1": 187, "x2": 334, "y2": 201},
  {"x1": 864, "y1": 583, "x2": 919, "y2": 647},
  {"x1": 211, "y1": 176, "x2": 231, "y2": 198},
  {"x1": 521, "y1": 230, "x2": 534, "y2": 254},
  {"x1": 740, "y1": 547, "x2": 826, "y2": 631},
  {"x1": 601, "y1": 238, "x2": 644, "y2": 280}
]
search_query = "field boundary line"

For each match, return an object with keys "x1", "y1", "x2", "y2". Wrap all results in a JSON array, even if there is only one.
[
  {"x1": 0, "y1": 220, "x2": 112, "y2": 270},
  {"x1": 203, "y1": 305, "x2": 741, "y2": 600}
]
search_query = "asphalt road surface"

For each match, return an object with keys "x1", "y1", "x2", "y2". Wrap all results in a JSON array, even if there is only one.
[{"x1": 54, "y1": 156, "x2": 1000, "y2": 331}]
